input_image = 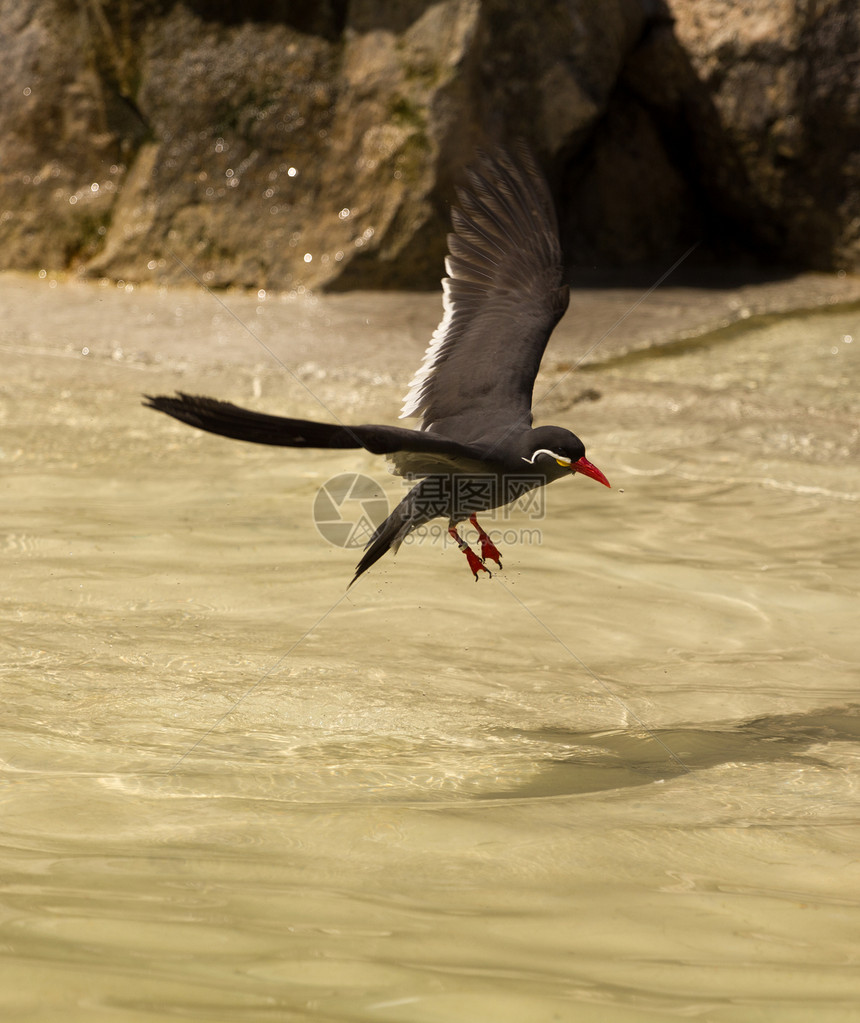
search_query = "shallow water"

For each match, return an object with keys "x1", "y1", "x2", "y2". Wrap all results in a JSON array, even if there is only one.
[{"x1": 2, "y1": 274, "x2": 859, "y2": 1021}]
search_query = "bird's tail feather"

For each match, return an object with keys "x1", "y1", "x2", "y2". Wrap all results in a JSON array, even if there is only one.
[
  {"x1": 350, "y1": 480, "x2": 438, "y2": 587},
  {"x1": 143, "y1": 393, "x2": 363, "y2": 448}
]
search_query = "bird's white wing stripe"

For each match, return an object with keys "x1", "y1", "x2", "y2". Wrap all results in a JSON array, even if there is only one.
[{"x1": 399, "y1": 269, "x2": 455, "y2": 421}]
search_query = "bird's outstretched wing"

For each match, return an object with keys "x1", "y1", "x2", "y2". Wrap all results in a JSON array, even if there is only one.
[
  {"x1": 399, "y1": 145, "x2": 569, "y2": 437},
  {"x1": 143, "y1": 392, "x2": 492, "y2": 464}
]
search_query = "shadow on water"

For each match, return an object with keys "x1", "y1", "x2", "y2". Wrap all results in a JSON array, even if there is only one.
[{"x1": 484, "y1": 705, "x2": 860, "y2": 799}]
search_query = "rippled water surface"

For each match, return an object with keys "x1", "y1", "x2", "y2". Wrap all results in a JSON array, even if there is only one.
[{"x1": 2, "y1": 274, "x2": 859, "y2": 1021}]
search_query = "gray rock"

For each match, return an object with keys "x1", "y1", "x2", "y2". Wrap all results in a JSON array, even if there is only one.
[
  {"x1": 647, "y1": 0, "x2": 860, "y2": 269},
  {"x1": 0, "y1": 0, "x2": 856, "y2": 289}
]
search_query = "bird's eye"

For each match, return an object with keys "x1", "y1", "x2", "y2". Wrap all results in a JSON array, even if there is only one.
[{"x1": 556, "y1": 458, "x2": 571, "y2": 467}]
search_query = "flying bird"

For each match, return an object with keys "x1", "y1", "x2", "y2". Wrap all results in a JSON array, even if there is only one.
[{"x1": 145, "y1": 145, "x2": 610, "y2": 585}]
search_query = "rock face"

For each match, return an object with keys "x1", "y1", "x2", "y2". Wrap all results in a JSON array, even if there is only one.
[
  {"x1": 648, "y1": 0, "x2": 860, "y2": 270},
  {"x1": 0, "y1": 0, "x2": 857, "y2": 290}
]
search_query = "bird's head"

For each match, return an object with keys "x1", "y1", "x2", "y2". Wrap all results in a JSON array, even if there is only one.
[{"x1": 522, "y1": 426, "x2": 610, "y2": 487}]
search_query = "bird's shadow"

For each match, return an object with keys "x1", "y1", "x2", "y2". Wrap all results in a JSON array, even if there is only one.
[{"x1": 482, "y1": 704, "x2": 860, "y2": 799}]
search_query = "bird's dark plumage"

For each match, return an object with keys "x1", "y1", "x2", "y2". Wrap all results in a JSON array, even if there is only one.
[
  {"x1": 144, "y1": 144, "x2": 610, "y2": 585},
  {"x1": 142, "y1": 393, "x2": 496, "y2": 461},
  {"x1": 399, "y1": 146, "x2": 570, "y2": 439}
]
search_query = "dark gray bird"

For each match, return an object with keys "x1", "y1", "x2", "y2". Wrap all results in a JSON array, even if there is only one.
[{"x1": 145, "y1": 145, "x2": 610, "y2": 585}]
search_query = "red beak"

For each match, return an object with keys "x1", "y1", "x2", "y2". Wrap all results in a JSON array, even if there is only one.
[{"x1": 572, "y1": 456, "x2": 610, "y2": 488}]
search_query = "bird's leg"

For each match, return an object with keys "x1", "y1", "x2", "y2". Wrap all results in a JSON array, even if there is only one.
[
  {"x1": 448, "y1": 525, "x2": 491, "y2": 581},
  {"x1": 469, "y1": 514, "x2": 502, "y2": 569}
]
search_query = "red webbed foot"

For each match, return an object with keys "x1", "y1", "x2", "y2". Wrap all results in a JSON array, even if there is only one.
[
  {"x1": 469, "y1": 514, "x2": 502, "y2": 569},
  {"x1": 449, "y1": 526, "x2": 491, "y2": 581},
  {"x1": 464, "y1": 545, "x2": 491, "y2": 581}
]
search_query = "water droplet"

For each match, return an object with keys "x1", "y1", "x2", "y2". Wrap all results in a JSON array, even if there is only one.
[
  {"x1": 69, "y1": 195, "x2": 77, "y2": 205},
  {"x1": 81, "y1": 347, "x2": 90, "y2": 356},
  {"x1": 147, "y1": 260, "x2": 158, "y2": 270},
  {"x1": 23, "y1": 86, "x2": 31, "y2": 96},
  {"x1": 303, "y1": 253, "x2": 313, "y2": 263},
  {"x1": 90, "y1": 182, "x2": 99, "y2": 192},
  {"x1": 339, "y1": 208, "x2": 350, "y2": 220},
  {"x1": 257, "y1": 289, "x2": 267, "y2": 300},
  {"x1": 287, "y1": 167, "x2": 298, "y2": 178},
  {"x1": 843, "y1": 334, "x2": 853, "y2": 344},
  {"x1": 38, "y1": 269, "x2": 46, "y2": 279}
]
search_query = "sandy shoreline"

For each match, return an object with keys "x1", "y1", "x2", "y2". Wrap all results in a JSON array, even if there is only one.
[{"x1": 4, "y1": 268, "x2": 860, "y2": 384}]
